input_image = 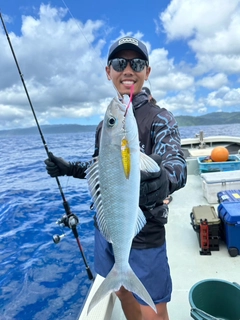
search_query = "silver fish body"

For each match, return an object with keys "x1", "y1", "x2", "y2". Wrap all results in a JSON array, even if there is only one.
[{"x1": 86, "y1": 96, "x2": 159, "y2": 314}]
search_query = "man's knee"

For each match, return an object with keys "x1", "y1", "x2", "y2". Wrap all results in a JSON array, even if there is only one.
[{"x1": 115, "y1": 286, "x2": 135, "y2": 303}]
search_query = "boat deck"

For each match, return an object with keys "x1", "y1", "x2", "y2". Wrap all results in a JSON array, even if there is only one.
[
  {"x1": 166, "y1": 164, "x2": 240, "y2": 319},
  {"x1": 79, "y1": 158, "x2": 240, "y2": 320}
]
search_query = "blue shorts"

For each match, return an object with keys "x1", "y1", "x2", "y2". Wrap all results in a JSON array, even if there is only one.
[{"x1": 94, "y1": 228, "x2": 172, "y2": 305}]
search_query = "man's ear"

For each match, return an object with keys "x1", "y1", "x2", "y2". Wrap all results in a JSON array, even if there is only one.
[
  {"x1": 145, "y1": 66, "x2": 151, "y2": 80},
  {"x1": 106, "y1": 66, "x2": 111, "y2": 80}
]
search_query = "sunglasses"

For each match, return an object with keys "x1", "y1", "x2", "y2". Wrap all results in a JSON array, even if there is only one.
[{"x1": 108, "y1": 58, "x2": 148, "y2": 72}]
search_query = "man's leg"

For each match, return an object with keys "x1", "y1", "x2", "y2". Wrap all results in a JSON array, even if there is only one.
[
  {"x1": 115, "y1": 286, "x2": 142, "y2": 320},
  {"x1": 116, "y1": 287, "x2": 170, "y2": 320},
  {"x1": 140, "y1": 302, "x2": 169, "y2": 320}
]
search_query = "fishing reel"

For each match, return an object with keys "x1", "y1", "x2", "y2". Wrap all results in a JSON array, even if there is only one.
[{"x1": 53, "y1": 213, "x2": 79, "y2": 244}]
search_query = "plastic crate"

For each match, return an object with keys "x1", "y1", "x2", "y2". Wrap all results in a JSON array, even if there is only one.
[
  {"x1": 198, "y1": 155, "x2": 240, "y2": 173},
  {"x1": 217, "y1": 189, "x2": 240, "y2": 203},
  {"x1": 218, "y1": 202, "x2": 240, "y2": 257},
  {"x1": 190, "y1": 205, "x2": 220, "y2": 252},
  {"x1": 201, "y1": 171, "x2": 240, "y2": 204}
]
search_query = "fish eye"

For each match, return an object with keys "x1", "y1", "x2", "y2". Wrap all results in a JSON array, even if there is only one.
[{"x1": 108, "y1": 117, "x2": 116, "y2": 127}]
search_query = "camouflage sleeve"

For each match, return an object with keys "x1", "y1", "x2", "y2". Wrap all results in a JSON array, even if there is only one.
[{"x1": 151, "y1": 108, "x2": 187, "y2": 194}]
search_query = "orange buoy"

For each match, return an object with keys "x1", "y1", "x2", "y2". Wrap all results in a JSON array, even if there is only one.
[{"x1": 210, "y1": 146, "x2": 229, "y2": 162}]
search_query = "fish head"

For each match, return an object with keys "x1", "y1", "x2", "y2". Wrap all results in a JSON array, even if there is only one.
[
  {"x1": 102, "y1": 96, "x2": 137, "y2": 144},
  {"x1": 101, "y1": 95, "x2": 139, "y2": 179}
]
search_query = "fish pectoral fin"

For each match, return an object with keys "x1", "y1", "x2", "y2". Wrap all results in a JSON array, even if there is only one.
[{"x1": 140, "y1": 152, "x2": 160, "y2": 173}]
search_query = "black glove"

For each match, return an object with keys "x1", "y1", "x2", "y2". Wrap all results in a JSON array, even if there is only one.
[
  {"x1": 139, "y1": 154, "x2": 169, "y2": 209},
  {"x1": 44, "y1": 152, "x2": 73, "y2": 177},
  {"x1": 44, "y1": 152, "x2": 89, "y2": 178}
]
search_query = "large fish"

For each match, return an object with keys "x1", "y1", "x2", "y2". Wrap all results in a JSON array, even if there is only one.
[{"x1": 85, "y1": 94, "x2": 160, "y2": 314}]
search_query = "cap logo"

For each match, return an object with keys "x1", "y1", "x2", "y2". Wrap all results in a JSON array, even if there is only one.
[{"x1": 119, "y1": 38, "x2": 138, "y2": 46}]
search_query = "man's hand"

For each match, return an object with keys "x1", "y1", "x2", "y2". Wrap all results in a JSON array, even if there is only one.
[
  {"x1": 44, "y1": 152, "x2": 72, "y2": 177},
  {"x1": 139, "y1": 154, "x2": 169, "y2": 209}
]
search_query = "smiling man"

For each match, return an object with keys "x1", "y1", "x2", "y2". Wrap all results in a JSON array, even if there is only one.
[
  {"x1": 44, "y1": 36, "x2": 187, "y2": 320},
  {"x1": 106, "y1": 37, "x2": 151, "y2": 96}
]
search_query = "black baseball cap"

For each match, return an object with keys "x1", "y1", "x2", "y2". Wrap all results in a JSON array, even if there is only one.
[{"x1": 107, "y1": 37, "x2": 149, "y2": 62}]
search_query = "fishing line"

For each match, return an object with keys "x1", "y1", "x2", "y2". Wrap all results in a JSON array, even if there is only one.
[
  {"x1": 61, "y1": 0, "x2": 122, "y2": 99},
  {"x1": 0, "y1": 12, "x2": 94, "y2": 281}
]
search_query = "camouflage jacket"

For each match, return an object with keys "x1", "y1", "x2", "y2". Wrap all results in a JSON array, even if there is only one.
[{"x1": 91, "y1": 92, "x2": 187, "y2": 249}]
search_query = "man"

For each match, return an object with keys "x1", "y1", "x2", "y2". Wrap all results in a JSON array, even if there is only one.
[{"x1": 45, "y1": 36, "x2": 187, "y2": 320}]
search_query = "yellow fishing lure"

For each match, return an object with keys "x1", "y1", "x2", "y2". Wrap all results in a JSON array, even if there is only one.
[{"x1": 121, "y1": 137, "x2": 131, "y2": 179}]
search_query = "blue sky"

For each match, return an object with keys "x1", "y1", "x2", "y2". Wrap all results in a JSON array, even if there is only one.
[{"x1": 1, "y1": 0, "x2": 240, "y2": 130}]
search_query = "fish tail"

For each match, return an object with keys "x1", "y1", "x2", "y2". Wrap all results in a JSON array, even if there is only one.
[
  {"x1": 121, "y1": 266, "x2": 157, "y2": 313},
  {"x1": 87, "y1": 264, "x2": 157, "y2": 314}
]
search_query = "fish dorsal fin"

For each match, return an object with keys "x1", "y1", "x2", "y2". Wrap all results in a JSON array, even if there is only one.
[
  {"x1": 134, "y1": 208, "x2": 147, "y2": 237},
  {"x1": 85, "y1": 159, "x2": 112, "y2": 243},
  {"x1": 140, "y1": 152, "x2": 160, "y2": 173}
]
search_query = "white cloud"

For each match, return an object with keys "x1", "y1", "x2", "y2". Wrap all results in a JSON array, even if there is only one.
[
  {"x1": 160, "y1": 0, "x2": 239, "y2": 41},
  {"x1": 189, "y1": 11, "x2": 240, "y2": 55},
  {"x1": 156, "y1": 0, "x2": 240, "y2": 116},
  {"x1": 160, "y1": 0, "x2": 240, "y2": 76},
  {"x1": 197, "y1": 73, "x2": 228, "y2": 90},
  {"x1": 149, "y1": 48, "x2": 194, "y2": 94},
  {"x1": 194, "y1": 54, "x2": 240, "y2": 75},
  {"x1": 158, "y1": 90, "x2": 205, "y2": 115},
  {"x1": 206, "y1": 87, "x2": 240, "y2": 108}
]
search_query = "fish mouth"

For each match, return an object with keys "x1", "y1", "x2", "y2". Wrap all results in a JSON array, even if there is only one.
[{"x1": 117, "y1": 97, "x2": 128, "y2": 113}]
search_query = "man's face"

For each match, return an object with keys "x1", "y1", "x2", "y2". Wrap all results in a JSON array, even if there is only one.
[{"x1": 106, "y1": 50, "x2": 151, "y2": 96}]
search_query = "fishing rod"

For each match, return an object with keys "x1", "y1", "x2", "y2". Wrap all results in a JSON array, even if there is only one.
[{"x1": 0, "y1": 12, "x2": 93, "y2": 281}]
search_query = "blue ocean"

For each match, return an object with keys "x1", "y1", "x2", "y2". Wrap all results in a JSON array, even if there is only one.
[{"x1": 1, "y1": 123, "x2": 240, "y2": 320}]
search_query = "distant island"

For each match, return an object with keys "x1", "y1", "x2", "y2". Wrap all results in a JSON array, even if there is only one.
[
  {"x1": 0, "y1": 124, "x2": 97, "y2": 136},
  {"x1": 1, "y1": 111, "x2": 240, "y2": 136},
  {"x1": 175, "y1": 111, "x2": 240, "y2": 127}
]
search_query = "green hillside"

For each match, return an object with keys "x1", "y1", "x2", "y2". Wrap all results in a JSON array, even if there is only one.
[{"x1": 175, "y1": 111, "x2": 240, "y2": 126}]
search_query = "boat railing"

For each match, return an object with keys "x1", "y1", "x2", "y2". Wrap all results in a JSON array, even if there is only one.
[{"x1": 182, "y1": 131, "x2": 240, "y2": 150}]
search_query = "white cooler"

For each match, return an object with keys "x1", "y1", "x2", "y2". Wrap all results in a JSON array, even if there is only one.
[{"x1": 201, "y1": 170, "x2": 240, "y2": 204}]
